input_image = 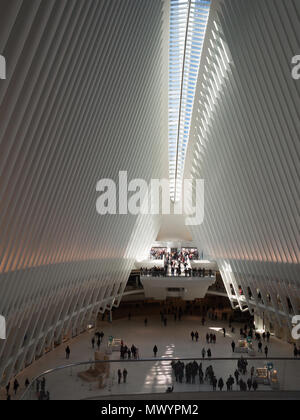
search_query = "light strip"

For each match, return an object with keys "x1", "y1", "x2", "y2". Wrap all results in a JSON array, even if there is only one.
[{"x1": 169, "y1": 0, "x2": 210, "y2": 201}]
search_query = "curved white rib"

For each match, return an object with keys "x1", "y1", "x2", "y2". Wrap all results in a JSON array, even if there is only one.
[
  {"x1": 185, "y1": 0, "x2": 300, "y2": 339},
  {"x1": 0, "y1": 0, "x2": 169, "y2": 383}
]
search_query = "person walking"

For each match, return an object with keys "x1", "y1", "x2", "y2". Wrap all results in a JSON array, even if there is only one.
[
  {"x1": 97, "y1": 338, "x2": 101, "y2": 351},
  {"x1": 195, "y1": 331, "x2": 199, "y2": 342},
  {"x1": 223, "y1": 328, "x2": 226, "y2": 337},
  {"x1": 258, "y1": 341, "x2": 262, "y2": 353},
  {"x1": 5, "y1": 382, "x2": 10, "y2": 396},
  {"x1": 36, "y1": 379, "x2": 40, "y2": 393},
  {"x1": 91, "y1": 337, "x2": 95, "y2": 349},
  {"x1": 264, "y1": 346, "x2": 269, "y2": 358},
  {"x1": 13, "y1": 379, "x2": 19, "y2": 395},
  {"x1": 153, "y1": 345, "x2": 158, "y2": 357},
  {"x1": 227, "y1": 375, "x2": 234, "y2": 391},
  {"x1": 191, "y1": 331, "x2": 195, "y2": 341},
  {"x1": 201, "y1": 348, "x2": 206, "y2": 359},
  {"x1": 131, "y1": 344, "x2": 136, "y2": 359},
  {"x1": 294, "y1": 344, "x2": 298, "y2": 358},
  {"x1": 212, "y1": 376, "x2": 217, "y2": 391},
  {"x1": 65, "y1": 346, "x2": 70, "y2": 360},
  {"x1": 118, "y1": 369, "x2": 122, "y2": 384},
  {"x1": 207, "y1": 348, "x2": 212, "y2": 358},
  {"x1": 231, "y1": 341, "x2": 235, "y2": 352},
  {"x1": 234, "y1": 369, "x2": 239, "y2": 385},
  {"x1": 252, "y1": 380, "x2": 258, "y2": 391},
  {"x1": 218, "y1": 378, "x2": 224, "y2": 391},
  {"x1": 41, "y1": 377, "x2": 46, "y2": 393},
  {"x1": 123, "y1": 369, "x2": 128, "y2": 383}
]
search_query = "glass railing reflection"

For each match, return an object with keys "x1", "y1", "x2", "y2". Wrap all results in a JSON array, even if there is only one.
[{"x1": 20, "y1": 357, "x2": 300, "y2": 400}]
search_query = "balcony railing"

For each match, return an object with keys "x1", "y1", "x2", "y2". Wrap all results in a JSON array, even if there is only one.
[{"x1": 20, "y1": 357, "x2": 300, "y2": 400}]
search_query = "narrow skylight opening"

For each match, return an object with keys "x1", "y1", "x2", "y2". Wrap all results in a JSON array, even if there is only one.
[{"x1": 168, "y1": 0, "x2": 210, "y2": 202}]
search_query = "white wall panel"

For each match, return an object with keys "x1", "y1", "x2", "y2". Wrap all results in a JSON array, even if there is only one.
[
  {"x1": 185, "y1": 0, "x2": 300, "y2": 339},
  {"x1": 0, "y1": 0, "x2": 168, "y2": 383}
]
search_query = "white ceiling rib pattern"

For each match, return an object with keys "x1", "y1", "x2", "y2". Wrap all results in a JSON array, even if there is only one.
[
  {"x1": 0, "y1": 0, "x2": 168, "y2": 383},
  {"x1": 185, "y1": 0, "x2": 300, "y2": 338}
]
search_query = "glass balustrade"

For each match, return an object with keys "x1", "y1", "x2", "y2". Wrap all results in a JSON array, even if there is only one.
[{"x1": 20, "y1": 357, "x2": 300, "y2": 400}]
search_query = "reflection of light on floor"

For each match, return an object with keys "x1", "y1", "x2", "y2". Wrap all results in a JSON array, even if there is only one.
[
  {"x1": 209, "y1": 326, "x2": 234, "y2": 338},
  {"x1": 144, "y1": 345, "x2": 175, "y2": 389}
]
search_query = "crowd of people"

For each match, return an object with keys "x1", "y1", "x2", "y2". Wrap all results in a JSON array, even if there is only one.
[
  {"x1": 150, "y1": 248, "x2": 166, "y2": 260},
  {"x1": 91, "y1": 330, "x2": 105, "y2": 351},
  {"x1": 140, "y1": 266, "x2": 215, "y2": 278},
  {"x1": 34, "y1": 377, "x2": 50, "y2": 400},
  {"x1": 182, "y1": 248, "x2": 199, "y2": 260},
  {"x1": 5, "y1": 379, "x2": 21, "y2": 400},
  {"x1": 120, "y1": 342, "x2": 139, "y2": 360},
  {"x1": 170, "y1": 357, "x2": 259, "y2": 392},
  {"x1": 5, "y1": 307, "x2": 298, "y2": 400},
  {"x1": 117, "y1": 368, "x2": 128, "y2": 384},
  {"x1": 141, "y1": 249, "x2": 215, "y2": 278},
  {"x1": 5, "y1": 376, "x2": 50, "y2": 401},
  {"x1": 150, "y1": 248, "x2": 200, "y2": 262}
]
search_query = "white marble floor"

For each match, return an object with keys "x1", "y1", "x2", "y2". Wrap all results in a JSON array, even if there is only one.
[{"x1": 1, "y1": 316, "x2": 299, "y2": 400}]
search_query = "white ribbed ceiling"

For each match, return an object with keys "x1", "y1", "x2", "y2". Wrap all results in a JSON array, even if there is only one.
[
  {"x1": 185, "y1": 0, "x2": 300, "y2": 337},
  {"x1": 0, "y1": 0, "x2": 169, "y2": 383}
]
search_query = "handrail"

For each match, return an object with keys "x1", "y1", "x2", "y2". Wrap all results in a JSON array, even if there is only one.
[{"x1": 20, "y1": 357, "x2": 300, "y2": 400}]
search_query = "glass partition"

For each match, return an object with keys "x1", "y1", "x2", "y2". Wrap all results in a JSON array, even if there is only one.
[{"x1": 20, "y1": 357, "x2": 300, "y2": 400}]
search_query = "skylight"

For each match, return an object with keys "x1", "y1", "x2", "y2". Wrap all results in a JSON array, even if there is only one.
[{"x1": 169, "y1": 0, "x2": 210, "y2": 202}]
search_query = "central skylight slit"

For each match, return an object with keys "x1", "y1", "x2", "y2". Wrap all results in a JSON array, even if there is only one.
[{"x1": 169, "y1": 0, "x2": 210, "y2": 202}]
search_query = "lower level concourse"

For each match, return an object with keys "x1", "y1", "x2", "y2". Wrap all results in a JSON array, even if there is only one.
[{"x1": 1, "y1": 300, "x2": 299, "y2": 401}]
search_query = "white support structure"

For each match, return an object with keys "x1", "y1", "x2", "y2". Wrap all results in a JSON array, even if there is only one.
[
  {"x1": 185, "y1": 0, "x2": 300, "y2": 342},
  {"x1": 0, "y1": 0, "x2": 169, "y2": 384}
]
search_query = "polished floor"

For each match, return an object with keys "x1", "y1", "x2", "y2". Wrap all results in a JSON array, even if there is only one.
[{"x1": 1, "y1": 315, "x2": 299, "y2": 400}]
